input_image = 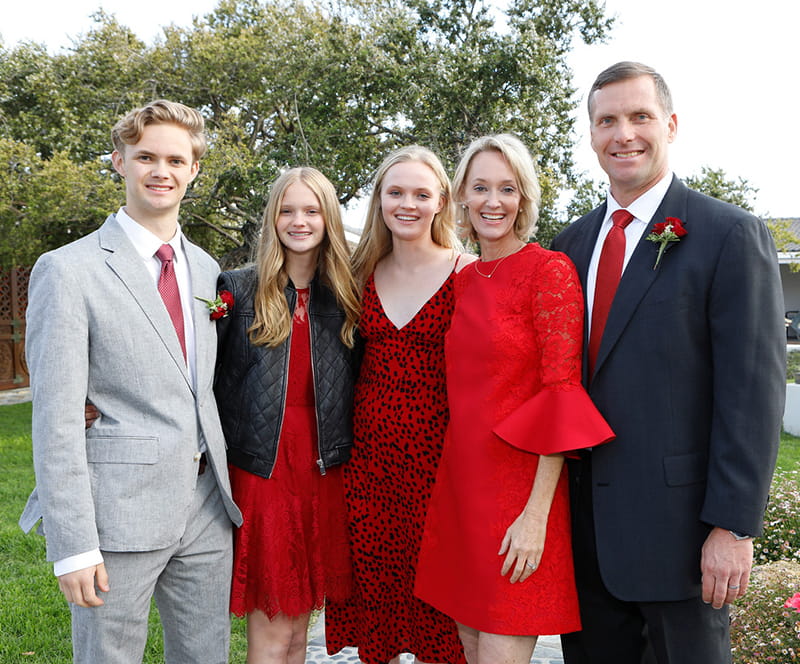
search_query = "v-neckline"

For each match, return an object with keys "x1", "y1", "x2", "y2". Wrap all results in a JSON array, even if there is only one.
[{"x1": 372, "y1": 268, "x2": 453, "y2": 331}]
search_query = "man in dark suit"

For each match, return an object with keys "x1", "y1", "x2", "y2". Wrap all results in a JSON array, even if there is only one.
[{"x1": 552, "y1": 61, "x2": 785, "y2": 663}]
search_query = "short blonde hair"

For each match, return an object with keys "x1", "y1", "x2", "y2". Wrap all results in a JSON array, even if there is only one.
[
  {"x1": 111, "y1": 100, "x2": 207, "y2": 161},
  {"x1": 351, "y1": 145, "x2": 458, "y2": 286},
  {"x1": 452, "y1": 134, "x2": 541, "y2": 242}
]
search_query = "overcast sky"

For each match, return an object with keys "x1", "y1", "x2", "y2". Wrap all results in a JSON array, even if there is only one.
[{"x1": 2, "y1": 0, "x2": 798, "y2": 218}]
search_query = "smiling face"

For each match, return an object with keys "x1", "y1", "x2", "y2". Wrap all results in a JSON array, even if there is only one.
[
  {"x1": 275, "y1": 181, "x2": 326, "y2": 261},
  {"x1": 111, "y1": 122, "x2": 199, "y2": 228},
  {"x1": 379, "y1": 161, "x2": 444, "y2": 244},
  {"x1": 589, "y1": 75, "x2": 677, "y2": 207},
  {"x1": 462, "y1": 149, "x2": 521, "y2": 249}
]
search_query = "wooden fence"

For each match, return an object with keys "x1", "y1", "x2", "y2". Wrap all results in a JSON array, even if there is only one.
[{"x1": 0, "y1": 267, "x2": 30, "y2": 390}]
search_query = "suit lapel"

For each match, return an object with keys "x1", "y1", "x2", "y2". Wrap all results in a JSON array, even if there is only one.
[
  {"x1": 100, "y1": 215, "x2": 192, "y2": 387},
  {"x1": 592, "y1": 177, "x2": 689, "y2": 379}
]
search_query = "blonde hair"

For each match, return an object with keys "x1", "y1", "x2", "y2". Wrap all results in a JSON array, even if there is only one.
[
  {"x1": 452, "y1": 134, "x2": 541, "y2": 242},
  {"x1": 111, "y1": 99, "x2": 207, "y2": 161},
  {"x1": 249, "y1": 167, "x2": 361, "y2": 348},
  {"x1": 351, "y1": 145, "x2": 459, "y2": 287}
]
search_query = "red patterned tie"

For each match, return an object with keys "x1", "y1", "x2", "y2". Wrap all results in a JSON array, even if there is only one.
[
  {"x1": 155, "y1": 244, "x2": 186, "y2": 361},
  {"x1": 588, "y1": 209, "x2": 634, "y2": 374}
]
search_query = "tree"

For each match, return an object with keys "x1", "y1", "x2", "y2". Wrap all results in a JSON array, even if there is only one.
[
  {"x1": 683, "y1": 166, "x2": 758, "y2": 213},
  {"x1": 0, "y1": 138, "x2": 122, "y2": 267},
  {"x1": 0, "y1": 0, "x2": 614, "y2": 266},
  {"x1": 564, "y1": 175, "x2": 605, "y2": 222},
  {"x1": 683, "y1": 166, "x2": 799, "y2": 259}
]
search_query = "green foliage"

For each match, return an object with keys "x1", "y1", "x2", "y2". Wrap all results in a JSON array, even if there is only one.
[
  {"x1": 0, "y1": 0, "x2": 614, "y2": 265},
  {"x1": 731, "y1": 561, "x2": 800, "y2": 663},
  {"x1": 788, "y1": 352, "x2": 800, "y2": 384},
  {"x1": 755, "y1": 469, "x2": 800, "y2": 565},
  {"x1": 564, "y1": 175, "x2": 606, "y2": 222},
  {"x1": 0, "y1": 138, "x2": 122, "y2": 267},
  {"x1": 683, "y1": 166, "x2": 758, "y2": 213},
  {"x1": 778, "y1": 431, "x2": 800, "y2": 473},
  {"x1": 768, "y1": 217, "x2": 800, "y2": 261}
]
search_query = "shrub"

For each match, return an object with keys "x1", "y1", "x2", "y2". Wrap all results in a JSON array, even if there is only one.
[
  {"x1": 731, "y1": 561, "x2": 800, "y2": 663},
  {"x1": 756, "y1": 470, "x2": 800, "y2": 565}
]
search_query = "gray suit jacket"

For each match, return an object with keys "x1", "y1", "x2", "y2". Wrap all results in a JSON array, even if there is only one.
[{"x1": 19, "y1": 214, "x2": 241, "y2": 562}]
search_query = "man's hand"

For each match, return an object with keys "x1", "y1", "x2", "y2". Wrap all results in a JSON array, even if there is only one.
[
  {"x1": 700, "y1": 527, "x2": 752, "y2": 609},
  {"x1": 57, "y1": 563, "x2": 109, "y2": 607}
]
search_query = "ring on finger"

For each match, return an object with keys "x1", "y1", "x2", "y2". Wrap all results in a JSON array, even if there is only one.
[
  {"x1": 728, "y1": 584, "x2": 740, "y2": 590},
  {"x1": 525, "y1": 561, "x2": 537, "y2": 571}
]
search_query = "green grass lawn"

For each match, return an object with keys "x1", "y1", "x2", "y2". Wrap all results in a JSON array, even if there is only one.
[
  {"x1": 0, "y1": 402, "x2": 247, "y2": 663},
  {"x1": 2, "y1": 401, "x2": 799, "y2": 662}
]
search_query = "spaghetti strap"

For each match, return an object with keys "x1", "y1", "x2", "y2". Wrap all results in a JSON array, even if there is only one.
[{"x1": 453, "y1": 253, "x2": 462, "y2": 272}]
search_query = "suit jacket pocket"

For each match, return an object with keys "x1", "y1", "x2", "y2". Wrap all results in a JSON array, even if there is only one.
[
  {"x1": 86, "y1": 437, "x2": 159, "y2": 464},
  {"x1": 663, "y1": 452, "x2": 706, "y2": 487}
]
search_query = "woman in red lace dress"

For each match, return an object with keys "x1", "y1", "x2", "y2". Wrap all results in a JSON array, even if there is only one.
[
  {"x1": 415, "y1": 135, "x2": 614, "y2": 664},
  {"x1": 325, "y1": 146, "x2": 473, "y2": 664},
  {"x1": 214, "y1": 167, "x2": 361, "y2": 663}
]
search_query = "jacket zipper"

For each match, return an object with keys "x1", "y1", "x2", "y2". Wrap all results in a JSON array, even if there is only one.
[{"x1": 308, "y1": 281, "x2": 326, "y2": 475}]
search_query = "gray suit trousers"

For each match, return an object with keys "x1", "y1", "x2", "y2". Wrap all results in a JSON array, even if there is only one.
[{"x1": 70, "y1": 470, "x2": 233, "y2": 664}]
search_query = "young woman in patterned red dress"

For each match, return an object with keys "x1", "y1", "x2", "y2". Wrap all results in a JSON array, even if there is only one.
[{"x1": 324, "y1": 146, "x2": 475, "y2": 664}]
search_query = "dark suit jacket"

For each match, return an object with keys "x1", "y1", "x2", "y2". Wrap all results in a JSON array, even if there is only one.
[{"x1": 552, "y1": 176, "x2": 785, "y2": 602}]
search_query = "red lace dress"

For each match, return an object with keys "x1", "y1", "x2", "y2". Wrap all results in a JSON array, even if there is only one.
[
  {"x1": 325, "y1": 273, "x2": 466, "y2": 664},
  {"x1": 229, "y1": 288, "x2": 351, "y2": 618},
  {"x1": 415, "y1": 244, "x2": 614, "y2": 635}
]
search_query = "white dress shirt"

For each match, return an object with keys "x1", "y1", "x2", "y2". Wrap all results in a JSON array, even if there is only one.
[
  {"x1": 53, "y1": 208, "x2": 198, "y2": 577},
  {"x1": 585, "y1": 173, "x2": 674, "y2": 328}
]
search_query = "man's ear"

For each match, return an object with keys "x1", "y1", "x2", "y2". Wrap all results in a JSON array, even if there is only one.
[
  {"x1": 111, "y1": 150, "x2": 126, "y2": 177},
  {"x1": 667, "y1": 113, "x2": 678, "y2": 143}
]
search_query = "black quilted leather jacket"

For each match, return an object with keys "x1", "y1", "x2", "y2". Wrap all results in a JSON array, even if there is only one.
[{"x1": 213, "y1": 266, "x2": 356, "y2": 479}]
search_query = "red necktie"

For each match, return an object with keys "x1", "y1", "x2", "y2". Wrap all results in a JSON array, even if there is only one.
[
  {"x1": 588, "y1": 209, "x2": 634, "y2": 374},
  {"x1": 155, "y1": 244, "x2": 186, "y2": 361}
]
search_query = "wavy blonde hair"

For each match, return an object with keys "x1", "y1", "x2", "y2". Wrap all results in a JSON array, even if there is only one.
[
  {"x1": 111, "y1": 99, "x2": 207, "y2": 161},
  {"x1": 249, "y1": 167, "x2": 360, "y2": 348},
  {"x1": 351, "y1": 145, "x2": 459, "y2": 287},
  {"x1": 452, "y1": 134, "x2": 541, "y2": 242}
]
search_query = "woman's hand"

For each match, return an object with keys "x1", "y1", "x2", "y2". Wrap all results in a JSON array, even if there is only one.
[
  {"x1": 84, "y1": 401, "x2": 100, "y2": 429},
  {"x1": 499, "y1": 509, "x2": 547, "y2": 584}
]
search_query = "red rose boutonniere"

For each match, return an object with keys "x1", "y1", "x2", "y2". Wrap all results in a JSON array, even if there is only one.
[
  {"x1": 195, "y1": 290, "x2": 234, "y2": 320},
  {"x1": 646, "y1": 217, "x2": 687, "y2": 270}
]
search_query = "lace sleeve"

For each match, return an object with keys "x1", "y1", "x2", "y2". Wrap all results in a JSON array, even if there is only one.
[
  {"x1": 532, "y1": 252, "x2": 585, "y2": 390},
  {"x1": 492, "y1": 251, "x2": 614, "y2": 455}
]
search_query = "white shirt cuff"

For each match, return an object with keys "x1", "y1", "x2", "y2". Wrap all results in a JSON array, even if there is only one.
[{"x1": 53, "y1": 549, "x2": 104, "y2": 577}]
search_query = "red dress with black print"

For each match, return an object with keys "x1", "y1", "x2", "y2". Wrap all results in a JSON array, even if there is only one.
[{"x1": 325, "y1": 273, "x2": 466, "y2": 664}]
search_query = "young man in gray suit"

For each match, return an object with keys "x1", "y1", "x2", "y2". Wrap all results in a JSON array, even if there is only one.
[
  {"x1": 552, "y1": 62, "x2": 785, "y2": 663},
  {"x1": 20, "y1": 100, "x2": 242, "y2": 663}
]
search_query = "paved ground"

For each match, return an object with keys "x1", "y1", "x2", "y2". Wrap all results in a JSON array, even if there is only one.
[
  {"x1": 305, "y1": 612, "x2": 564, "y2": 664},
  {"x1": 0, "y1": 387, "x2": 30, "y2": 405},
  {"x1": 0, "y1": 387, "x2": 563, "y2": 663}
]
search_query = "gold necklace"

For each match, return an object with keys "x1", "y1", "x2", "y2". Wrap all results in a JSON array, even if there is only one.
[{"x1": 473, "y1": 242, "x2": 525, "y2": 278}]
